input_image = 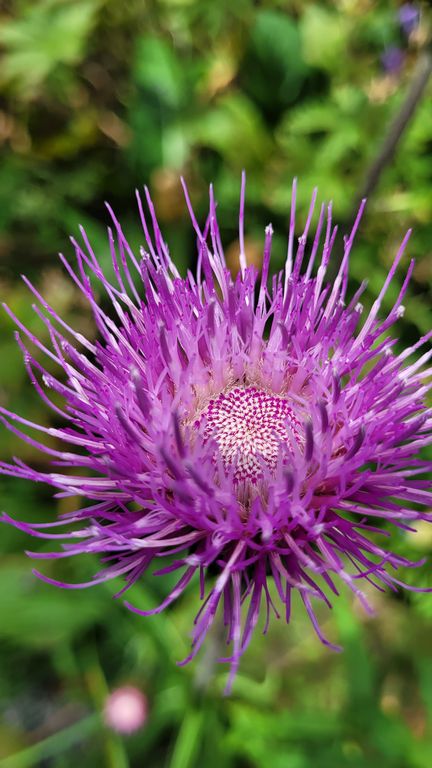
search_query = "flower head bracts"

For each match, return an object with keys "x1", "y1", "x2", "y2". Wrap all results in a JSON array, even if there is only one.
[{"x1": 1, "y1": 174, "x2": 432, "y2": 691}]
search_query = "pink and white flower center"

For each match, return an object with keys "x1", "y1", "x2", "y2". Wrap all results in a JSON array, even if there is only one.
[{"x1": 196, "y1": 386, "x2": 301, "y2": 482}]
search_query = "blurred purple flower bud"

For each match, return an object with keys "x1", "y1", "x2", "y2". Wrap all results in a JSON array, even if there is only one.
[
  {"x1": 381, "y1": 46, "x2": 405, "y2": 74},
  {"x1": 398, "y1": 3, "x2": 420, "y2": 37}
]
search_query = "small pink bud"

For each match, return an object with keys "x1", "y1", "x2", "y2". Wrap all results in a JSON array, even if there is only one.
[{"x1": 104, "y1": 685, "x2": 148, "y2": 734}]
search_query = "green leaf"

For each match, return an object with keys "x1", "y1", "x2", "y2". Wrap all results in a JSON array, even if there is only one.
[
  {"x1": 241, "y1": 10, "x2": 307, "y2": 110},
  {"x1": 0, "y1": 559, "x2": 107, "y2": 648},
  {"x1": 0, "y1": 0, "x2": 99, "y2": 95},
  {"x1": 301, "y1": 6, "x2": 349, "y2": 72},
  {"x1": 134, "y1": 36, "x2": 186, "y2": 109},
  {"x1": 186, "y1": 91, "x2": 272, "y2": 168}
]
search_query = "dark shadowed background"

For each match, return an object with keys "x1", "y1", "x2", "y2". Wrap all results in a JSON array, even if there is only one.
[{"x1": 0, "y1": 1, "x2": 432, "y2": 766}]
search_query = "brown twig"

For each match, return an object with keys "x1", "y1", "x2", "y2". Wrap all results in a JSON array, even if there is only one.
[
  {"x1": 353, "y1": 48, "x2": 432, "y2": 212},
  {"x1": 327, "y1": 47, "x2": 432, "y2": 279}
]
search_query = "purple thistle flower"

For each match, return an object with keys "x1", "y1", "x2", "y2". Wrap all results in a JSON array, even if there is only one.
[{"x1": 1, "y1": 175, "x2": 432, "y2": 691}]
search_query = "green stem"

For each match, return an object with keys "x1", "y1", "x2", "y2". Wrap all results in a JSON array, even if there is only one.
[
  {"x1": 168, "y1": 709, "x2": 205, "y2": 768},
  {"x1": 355, "y1": 48, "x2": 432, "y2": 209}
]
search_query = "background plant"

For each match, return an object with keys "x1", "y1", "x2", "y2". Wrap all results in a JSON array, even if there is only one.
[{"x1": 0, "y1": 1, "x2": 432, "y2": 766}]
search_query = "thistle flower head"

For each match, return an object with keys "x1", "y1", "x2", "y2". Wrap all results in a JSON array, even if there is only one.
[{"x1": 1, "y1": 175, "x2": 432, "y2": 691}]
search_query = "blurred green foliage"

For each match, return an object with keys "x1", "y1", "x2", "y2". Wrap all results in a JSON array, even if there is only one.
[{"x1": 0, "y1": 0, "x2": 432, "y2": 766}]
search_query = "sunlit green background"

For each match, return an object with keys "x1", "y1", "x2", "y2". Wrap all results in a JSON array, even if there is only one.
[{"x1": 1, "y1": 1, "x2": 432, "y2": 766}]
